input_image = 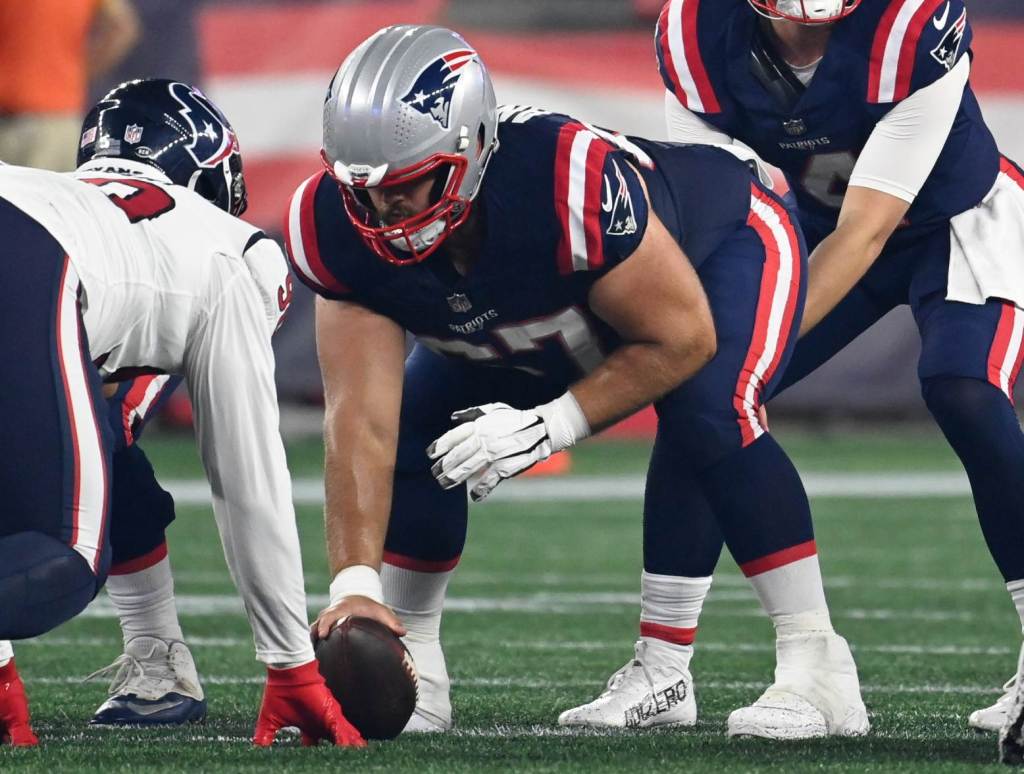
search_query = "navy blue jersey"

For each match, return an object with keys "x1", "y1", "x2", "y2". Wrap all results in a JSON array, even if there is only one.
[
  {"x1": 286, "y1": 109, "x2": 755, "y2": 385},
  {"x1": 656, "y1": 0, "x2": 1000, "y2": 235}
]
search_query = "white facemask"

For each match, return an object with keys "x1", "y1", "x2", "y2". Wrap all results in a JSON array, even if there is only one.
[
  {"x1": 768, "y1": 0, "x2": 849, "y2": 22},
  {"x1": 387, "y1": 218, "x2": 447, "y2": 253}
]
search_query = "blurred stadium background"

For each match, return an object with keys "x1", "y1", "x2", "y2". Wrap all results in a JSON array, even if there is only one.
[{"x1": 89, "y1": 0, "x2": 1024, "y2": 428}]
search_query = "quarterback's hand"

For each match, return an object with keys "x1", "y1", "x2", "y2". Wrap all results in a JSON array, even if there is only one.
[
  {"x1": 253, "y1": 661, "x2": 365, "y2": 748},
  {"x1": 311, "y1": 596, "x2": 406, "y2": 644},
  {"x1": 0, "y1": 661, "x2": 38, "y2": 747},
  {"x1": 428, "y1": 403, "x2": 552, "y2": 501}
]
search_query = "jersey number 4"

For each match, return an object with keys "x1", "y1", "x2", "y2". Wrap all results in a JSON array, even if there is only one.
[{"x1": 83, "y1": 178, "x2": 177, "y2": 223}]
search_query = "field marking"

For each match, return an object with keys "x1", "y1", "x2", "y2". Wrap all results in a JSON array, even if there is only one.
[
  {"x1": 18, "y1": 635, "x2": 1013, "y2": 658},
  {"x1": 447, "y1": 572, "x2": 1003, "y2": 593},
  {"x1": 163, "y1": 471, "x2": 973, "y2": 505},
  {"x1": 107, "y1": 594, "x2": 990, "y2": 622},
  {"x1": 28, "y1": 674, "x2": 1003, "y2": 696},
  {"x1": 72, "y1": 593, "x2": 987, "y2": 622},
  {"x1": 173, "y1": 570, "x2": 1005, "y2": 595}
]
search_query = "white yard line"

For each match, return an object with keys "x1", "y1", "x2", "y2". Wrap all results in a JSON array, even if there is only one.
[
  {"x1": 29, "y1": 674, "x2": 1002, "y2": 696},
  {"x1": 19, "y1": 635, "x2": 1012, "y2": 658},
  {"x1": 163, "y1": 471, "x2": 973, "y2": 506},
  {"x1": 71, "y1": 593, "x2": 984, "y2": 622}
]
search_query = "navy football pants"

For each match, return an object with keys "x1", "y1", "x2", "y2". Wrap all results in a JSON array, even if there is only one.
[
  {"x1": 777, "y1": 189, "x2": 1024, "y2": 583},
  {"x1": 383, "y1": 183, "x2": 816, "y2": 580},
  {"x1": 0, "y1": 199, "x2": 111, "y2": 639},
  {"x1": 104, "y1": 377, "x2": 180, "y2": 571}
]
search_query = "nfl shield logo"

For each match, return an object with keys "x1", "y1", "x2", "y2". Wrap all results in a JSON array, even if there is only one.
[
  {"x1": 124, "y1": 124, "x2": 144, "y2": 144},
  {"x1": 782, "y1": 119, "x2": 807, "y2": 137},
  {"x1": 447, "y1": 293, "x2": 472, "y2": 313}
]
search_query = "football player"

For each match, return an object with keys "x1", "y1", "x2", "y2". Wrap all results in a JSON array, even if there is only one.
[
  {"x1": 81, "y1": 375, "x2": 208, "y2": 727},
  {"x1": 654, "y1": 0, "x2": 1024, "y2": 752},
  {"x1": 293, "y1": 25, "x2": 867, "y2": 739},
  {"x1": 0, "y1": 79, "x2": 363, "y2": 748}
]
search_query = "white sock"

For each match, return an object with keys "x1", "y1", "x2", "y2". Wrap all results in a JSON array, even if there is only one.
[
  {"x1": 743, "y1": 546, "x2": 834, "y2": 636},
  {"x1": 639, "y1": 571, "x2": 710, "y2": 648},
  {"x1": 1007, "y1": 579, "x2": 1024, "y2": 632},
  {"x1": 0, "y1": 640, "x2": 12, "y2": 667},
  {"x1": 382, "y1": 563, "x2": 452, "y2": 639},
  {"x1": 382, "y1": 562, "x2": 454, "y2": 724},
  {"x1": 106, "y1": 555, "x2": 184, "y2": 645}
]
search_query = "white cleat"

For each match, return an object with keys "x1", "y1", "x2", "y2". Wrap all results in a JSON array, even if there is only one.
[
  {"x1": 88, "y1": 636, "x2": 206, "y2": 726},
  {"x1": 727, "y1": 632, "x2": 869, "y2": 740},
  {"x1": 558, "y1": 639, "x2": 696, "y2": 729},
  {"x1": 999, "y1": 642, "x2": 1024, "y2": 763},
  {"x1": 969, "y1": 676, "x2": 1016, "y2": 733},
  {"x1": 400, "y1": 634, "x2": 452, "y2": 733}
]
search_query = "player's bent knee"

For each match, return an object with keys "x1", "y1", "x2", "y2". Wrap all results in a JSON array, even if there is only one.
[
  {"x1": 921, "y1": 375, "x2": 1010, "y2": 429},
  {"x1": 0, "y1": 531, "x2": 102, "y2": 639},
  {"x1": 655, "y1": 406, "x2": 746, "y2": 470}
]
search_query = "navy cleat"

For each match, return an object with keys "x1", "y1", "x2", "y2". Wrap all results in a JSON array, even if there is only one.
[{"x1": 88, "y1": 636, "x2": 207, "y2": 726}]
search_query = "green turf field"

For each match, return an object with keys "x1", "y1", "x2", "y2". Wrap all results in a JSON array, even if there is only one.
[{"x1": 2, "y1": 425, "x2": 1019, "y2": 771}]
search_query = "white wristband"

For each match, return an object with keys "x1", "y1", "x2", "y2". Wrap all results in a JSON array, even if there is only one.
[
  {"x1": 535, "y1": 391, "x2": 591, "y2": 453},
  {"x1": 329, "y1": 565, "x2": 383, "y2": 606}
]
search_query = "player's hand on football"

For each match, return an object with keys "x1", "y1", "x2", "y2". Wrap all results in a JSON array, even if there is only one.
[
  {"x1": 0, "y1": 663, "x2": 39, "y2": 747},
  {"x1": 427, "y1": 403, "x2": 552, "y2": 501},
  {"x1": 312, "y1": 596, "x2": 406, "y2": 644},
  {"x1": 253, "y1": 661, "x2": 366, "y2": 748}
]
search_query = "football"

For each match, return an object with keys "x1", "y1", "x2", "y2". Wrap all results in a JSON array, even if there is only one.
[{"x1": 314, "y1": 617, "x2": 418, "y2": 740}]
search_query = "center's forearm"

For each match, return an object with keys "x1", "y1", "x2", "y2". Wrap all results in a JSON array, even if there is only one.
[
  {"x1": 571, "y1": 339, "x2": 712, "y2": 432},
  {"x1": 323, "y1": 419, "x2": 396, "y2": 576}
]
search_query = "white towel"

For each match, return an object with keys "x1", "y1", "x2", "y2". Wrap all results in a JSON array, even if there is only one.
[{"x1": 947, "y1": 167, "x2": 1024, "y2": 307}]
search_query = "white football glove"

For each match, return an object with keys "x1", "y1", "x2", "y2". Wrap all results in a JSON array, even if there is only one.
[{"x1": 427, "y1": 393, "x2": 591, "y2": 502}]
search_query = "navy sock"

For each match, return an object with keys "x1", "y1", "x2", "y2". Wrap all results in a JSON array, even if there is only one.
[
  {"x1": 0, "y1": 531, "x2": 99, "y2": 639},
  {"x1": 922, "y1": 376, "x2": 1024, "y2": 582}
]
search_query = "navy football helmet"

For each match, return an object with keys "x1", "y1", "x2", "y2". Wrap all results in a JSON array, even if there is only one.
[{"x1": 77, "y1": 79, "x2": 248, "y2": 216}]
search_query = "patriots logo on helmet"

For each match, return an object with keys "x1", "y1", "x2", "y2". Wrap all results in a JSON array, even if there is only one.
[{"x1": 401, "y1": 49, "x2": 477, "y2": 129}]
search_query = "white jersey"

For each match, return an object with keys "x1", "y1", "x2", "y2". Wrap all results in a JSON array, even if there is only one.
[{"x1": 0, "y1": 159, "x2": 313, "y2": 666}]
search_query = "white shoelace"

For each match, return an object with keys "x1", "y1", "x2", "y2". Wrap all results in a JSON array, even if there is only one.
[
  {"x1": 84, "y1": 651, "x2": 176, "y2": 698},
  {"x1": 601, "y1": 642, "x2": 655, "y2": 697}
]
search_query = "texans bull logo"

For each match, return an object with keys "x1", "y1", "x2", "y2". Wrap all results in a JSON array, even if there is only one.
[
  {"x1": 401, "y1": 49, "x2": 477, "y2": 129},
  {"x1": 168, "y1": 82, "x2": 239, "y2": 168}
]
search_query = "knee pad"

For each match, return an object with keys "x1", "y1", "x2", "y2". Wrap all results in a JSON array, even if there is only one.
[
  {"x1": 0, "y1": 531, "x2": 100, "y2": 639},
  {"x1": 654, "y1": 405, "x2": 744, "y2": 471},
  {"x1": 384, "y1": 469, "x2": 468, "y2": 565},
  {"x1": 921, "y1": 376, "x2": 1011, "y2": 435}
]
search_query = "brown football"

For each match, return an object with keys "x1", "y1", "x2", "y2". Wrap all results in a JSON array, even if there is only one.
[{"x1": 314, "y1": 617, "x2": 418, "y2": 740}]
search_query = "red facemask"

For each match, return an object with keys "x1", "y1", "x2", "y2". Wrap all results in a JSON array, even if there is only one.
[
  {"x1": 323, "y1": 150, "x2": 472, "y2": 267},
  {"x1": 748, "y1": 0, "x2": 861, "y2": 24}
]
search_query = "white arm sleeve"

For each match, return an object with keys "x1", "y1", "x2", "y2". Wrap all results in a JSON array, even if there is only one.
[
  {"x1": 848, "y1": 55, "x2": 970, "y2": 203},
  {"x1": 664, "y1": 90, "x2": 775, "y2": 190},
  {"x1": 185, "y1": 265, "x2": 314, "y2": 667},
  {"x1": 665, "y1": 90, "x2": 735, "y2": 145}
]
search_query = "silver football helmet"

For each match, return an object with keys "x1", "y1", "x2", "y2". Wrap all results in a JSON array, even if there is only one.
[
  {"x1": 322, "y1": 25, "x2": 498, "y2": 265},
  {"x1": 748, "y1": 0, "x2": 861, "y2": 24}
]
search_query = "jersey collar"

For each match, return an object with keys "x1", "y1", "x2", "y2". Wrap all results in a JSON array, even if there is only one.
[{"x1": 75, "y1": 158, "x2": 173, "y2": 184}]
